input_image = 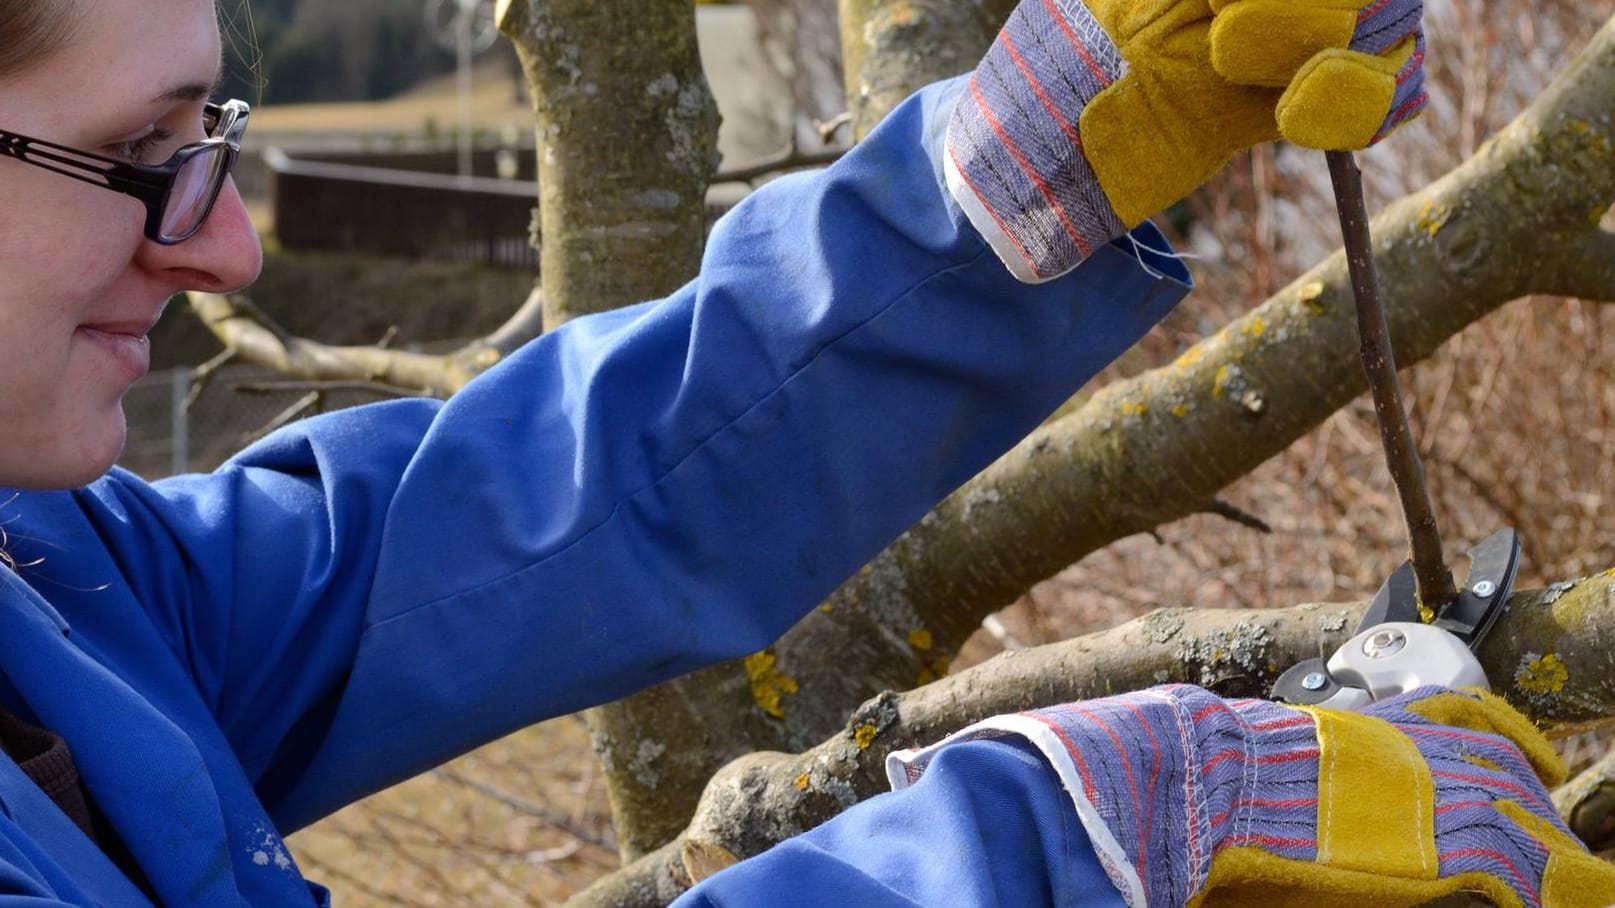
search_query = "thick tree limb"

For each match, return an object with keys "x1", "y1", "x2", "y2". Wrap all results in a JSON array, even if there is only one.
[
  {"x1": 836, "y1": 0, "x2": 1015, "y2": 139},
  {"x1": 568, "y1": 568, "x2": 1615, "y2": 907},
  {"x1": 498, "y1": 0, "x2": 726, "y2": 858},
  {"x1": 499, "y1": 0, "x2": 718, "y2": 330},
  {"x1": 1546, "y1": 228, "x2": 1615, "y2": 301},
  {"x1": 585, "y1": 12, "x2": 1615, "y2": 856}
]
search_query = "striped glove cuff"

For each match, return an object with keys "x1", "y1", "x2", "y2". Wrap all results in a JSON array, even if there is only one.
[{"x1": 945, "y1": 0, "x2": 1129, "y2": 284}]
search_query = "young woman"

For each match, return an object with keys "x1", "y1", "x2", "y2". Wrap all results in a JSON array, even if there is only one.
[{"x1": 3, "y1": 0, "x2": 1605, "y2": 905}]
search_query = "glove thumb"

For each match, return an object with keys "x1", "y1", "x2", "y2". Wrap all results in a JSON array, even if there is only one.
[{"x1": 1276, "y1": 35, "x2": 1423, "y2": 149}]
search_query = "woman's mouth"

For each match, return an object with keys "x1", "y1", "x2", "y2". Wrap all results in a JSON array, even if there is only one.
[{"x1": 76, "y1": 322, "x2": 153, "y2": 381}]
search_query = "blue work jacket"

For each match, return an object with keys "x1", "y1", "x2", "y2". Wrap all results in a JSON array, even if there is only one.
[{"x1": 0, "y1": 79, "x2": 1187, "y2": 905}]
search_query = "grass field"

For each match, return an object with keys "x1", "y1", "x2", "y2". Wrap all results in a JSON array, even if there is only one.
[{"x1": 251, "y1": 61, "x2": 533, "y2": 140}]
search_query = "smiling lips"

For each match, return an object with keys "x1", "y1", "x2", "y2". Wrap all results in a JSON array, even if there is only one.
[{"x1": 77, "y1": 318, "x2": 157, "y2": 381}]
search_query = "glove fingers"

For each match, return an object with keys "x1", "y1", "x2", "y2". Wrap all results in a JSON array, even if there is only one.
[
  {"x1": 1209, "y1": 0, "x2": 1359, "y2": 86},
  {"x1": 1275, "y1": 35, "x2": 1425, "y2": 150},
  {"x1": 1399, "y1": 689, "x2": 1566, "y2": 788}
]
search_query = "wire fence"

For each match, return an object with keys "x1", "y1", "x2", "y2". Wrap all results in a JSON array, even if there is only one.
[{"x1": 118, "y1": 366, "x2": 383, "y2": 479}]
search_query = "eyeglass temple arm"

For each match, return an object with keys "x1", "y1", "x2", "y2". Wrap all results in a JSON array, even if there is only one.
[{"x1": 0, "y1": 133, "x2": 168, "y2": 205}]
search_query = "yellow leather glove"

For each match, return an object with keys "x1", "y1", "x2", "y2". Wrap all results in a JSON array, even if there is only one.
[
  {"x1": 946, "y1": 0, "x2": 1427, "y2": 281},
  {"x1": 1193, "y1": 686, "x2": 1615, "y2": 908},
  {"x1": 908, "y1": 685, "x2": 1615, "y2": 907},
  {"x1": 1081, "y1": 0, "x2": 1428, "y2": 225}
]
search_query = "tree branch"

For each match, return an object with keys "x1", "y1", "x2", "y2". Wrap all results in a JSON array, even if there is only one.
[
  {"x1": 232, "y1": 380, "x2": 432, "y2": 399},
  {"x1": 186, "y1": 292, "x2": 496, "y2": 397},
  {"x1": 499, "y1": 0, "x2": 717, "y2": 331},
  {"x1": 567, "y1": 568, "x2": 1615, "y2": 907},
  {"x1": 712, "y1": 146, "x2": 846, "y2": 186},
  {"x1": 837, "y1": 0, "x2": 1015, "y2": 139}
]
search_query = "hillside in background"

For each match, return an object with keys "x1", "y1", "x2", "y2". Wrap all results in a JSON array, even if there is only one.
[
  {"x1": 219, "y1": 0, "x2": 740, "y2": 106},
  {"x1": 219, "y1": 0, "x2": 516, "y2": 104}
]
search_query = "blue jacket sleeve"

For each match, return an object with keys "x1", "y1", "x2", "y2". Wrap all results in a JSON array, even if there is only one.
[
  {"x1": 60, "y1": 77, "x2": 1189, "y2": 831},
  {"x1": 674, "y1": 738, "x2": 1127, "y2": 908}
]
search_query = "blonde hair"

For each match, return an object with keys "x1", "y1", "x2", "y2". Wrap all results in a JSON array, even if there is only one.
[{"x1": 0, "y1": 1, "x2": 80, "y2": 80}]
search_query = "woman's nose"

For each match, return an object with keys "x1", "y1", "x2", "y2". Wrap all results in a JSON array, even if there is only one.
[{"x1": 133, "y1": 177, "x2": 264, "y2": 293}]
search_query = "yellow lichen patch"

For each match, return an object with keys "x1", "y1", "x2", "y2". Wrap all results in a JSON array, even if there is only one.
[
  {"x1": 818, "y1": 603, "x2": 834, "y2": 614},
  {"x1": 1298, "y1": 281, "x2": 1327, "y2": 315},
  {"x1": 794, "y1": 772, "x2": 810, "y2": 791},
  {"x1": 1416, "y1": 199, "x2": 1451, "y2": 237},
  {"x1": 1565, "y1": 119, "x2": 1613, "y2": 153},
  {"x1": 1213, "y1": 365, "x2": 1232, "y2": 396},
  {"x1": 743, "y1": 651, "x2": 799, "y2": 719},
  {"x1": 1516, "y1": 653, "x2": 1569, "y2": 696},
  {"x1": 1241, "y1": 316, "x2": 1266, "y2": 338},
  {"x1": 1171, "y1": 403, "x2": 1189, "y2": 418},
  {"x1": 907, "y1": 628, "x2": 933, "y2": 652},
  {"x1": 854, "y1": 723, "x2": 879, "y2": 750},
  {"x1": 1417, "y1": 600, "x2": 1434, "y2": 624},
  {"x1": 1121, "y1": 400, "x2": 1150, "y2": 417},
  {"x1": 1175, "y1": 346, "x2": 1205, "y2": 369}
]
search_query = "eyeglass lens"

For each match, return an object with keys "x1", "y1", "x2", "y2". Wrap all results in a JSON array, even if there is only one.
[{"x1": 161, "y1": 146, "x2": 229, "y2": 241}]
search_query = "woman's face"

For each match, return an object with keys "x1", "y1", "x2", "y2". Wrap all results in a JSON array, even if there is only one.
[{"x1": 0, "y1": 0, "x2": 261, "y2": 489}]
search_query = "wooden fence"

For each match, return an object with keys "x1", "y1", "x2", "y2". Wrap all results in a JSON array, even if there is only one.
[
  {"x1": 266, "y1": 148, "x2": 542, "y2": 270},
  {"x1": 266, "y1": 147, "x2": 748, "y2": 271}
]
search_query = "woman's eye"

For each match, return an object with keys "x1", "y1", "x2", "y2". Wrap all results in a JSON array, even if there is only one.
[{"x1": 107, "y1": 127, "x2": 175, "y2": 164}]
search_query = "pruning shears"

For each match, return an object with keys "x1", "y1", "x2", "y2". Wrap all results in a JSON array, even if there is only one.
[{"x1": 1273, "y1": 527, "x2": 1522, "y2": 710}]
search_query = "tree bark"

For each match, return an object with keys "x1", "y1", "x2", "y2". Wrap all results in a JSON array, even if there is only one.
[
  {"x1": 837, "y1": 0, "x2": 1015, "y2": 139},
  {"x1": 567, "y1": 567, "x2": 1615, "y2": 907},
  {"x1": 497, "y1": 0, "x2": 722, "y2": 859},
  {"x1": 498, "y1": 0, "x2": 719, "y2": 329}
]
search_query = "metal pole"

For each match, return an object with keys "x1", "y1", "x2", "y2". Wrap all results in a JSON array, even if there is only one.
[
  {"x1": 457, "y1": 0, "x2": 474, "y2": 180},
  {"x1": 170, "y1": 368, "x2": 191, "y2": 476}
]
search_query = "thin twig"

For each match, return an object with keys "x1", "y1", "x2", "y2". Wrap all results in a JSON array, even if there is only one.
[
  {"x1": 241, "y1": 392, "x2": 320, "y2": 446},
  {"x1": 186, "y1": 347, "x2": 237, "y2": 409},
  {"x1": 231, "y1": 379, "x2": 431, "y2": 399},
  {"x1": 816, "y1": 111, "x2": 853, "y2": 144},
  {"x1": 431, "y1": 767, "x2": 616, "y2": 850},
  {"x1": 1201, "y1": 499, "x2": 1273, "y2": 534},
  {"x1": 712, "y1": 146, "x2": 845, "y2": 186},
  {"x1": 1325, "y1": 150, "x2": 1458, "y2": 609}
]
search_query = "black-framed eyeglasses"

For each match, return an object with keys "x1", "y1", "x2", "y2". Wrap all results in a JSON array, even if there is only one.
[{"x1": 0, "y1": 99, "x2": 249, "y2": 245}]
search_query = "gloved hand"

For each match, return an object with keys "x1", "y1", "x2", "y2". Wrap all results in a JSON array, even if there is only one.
[
  {"x1": 887, "y1": 684, "x2": 1615, "y2": 908},
  {"x1": 947, "y1": 0, "x2": 1427, "y2": 282}
]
